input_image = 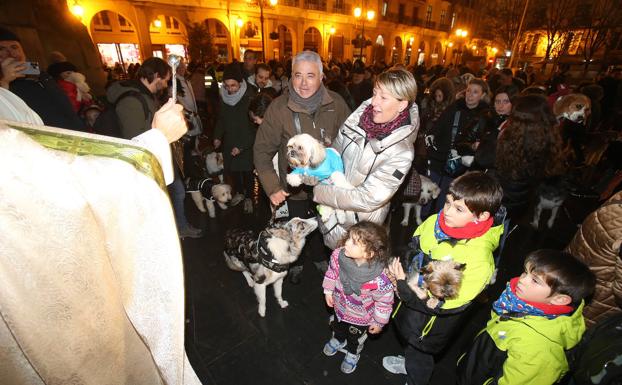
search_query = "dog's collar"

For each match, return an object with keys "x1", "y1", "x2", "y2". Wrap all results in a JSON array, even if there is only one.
[{"x1": 256, "y1": 231, "x2": 290, "y2": 273}]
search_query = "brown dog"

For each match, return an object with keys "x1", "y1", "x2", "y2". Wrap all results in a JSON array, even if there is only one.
[
  {"x1": 553, "y1": 93, "x2": 591, "y2": 125},
  {"x1": 407, "y1": 260, "x2": 466, "y2": 309}
]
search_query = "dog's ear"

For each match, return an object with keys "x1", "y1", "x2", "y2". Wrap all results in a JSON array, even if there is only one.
[
  {"x1": 432, "y1": 185, "x2": 441, "y2": 199},
  {"x1": 454, "y1": 262, "x2": 467, "y2": 271},
  {"x1": 308, "y1": 138, "x2": 327, "y2": 168}
]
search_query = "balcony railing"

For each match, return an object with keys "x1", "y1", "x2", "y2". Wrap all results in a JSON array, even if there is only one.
[
  {"x1": 437, "y1": 23, "x2": 451, "y2": 32},
  {"x1": 332, "y1": 3, "x2": 351, "y2": 15},
  {"x1": 303, "y1": 0, "x2": 327, "y2": 11},
  {"x1": 281, "y1": 0, "x2": 299, "y2": 7}
]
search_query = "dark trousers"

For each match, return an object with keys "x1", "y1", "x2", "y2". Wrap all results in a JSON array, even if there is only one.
[
  {"x1": 230, "y1": 170, "x2": 254, "y2": 197},
  {"x1": 287, "y1": 199, "x2": 330, "y2": 267},
  {"x1": 405, "y1": 344, "x2": 435, "y2": 385},
  {"x1": 331, "y1": 319, "x2": 368, "y2": 354}
]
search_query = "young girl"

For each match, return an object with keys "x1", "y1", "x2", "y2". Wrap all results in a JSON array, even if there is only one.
[{"x1": 322, "y1": 221, "x2": 394, "y2": 374}]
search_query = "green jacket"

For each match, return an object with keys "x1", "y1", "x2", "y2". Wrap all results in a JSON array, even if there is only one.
[
  {"x1": 414, "y1": 214, "x2": 504, "y2": 309},
  {"x1": 458, "y1": 302, "x2": 586, "y2": 385}
]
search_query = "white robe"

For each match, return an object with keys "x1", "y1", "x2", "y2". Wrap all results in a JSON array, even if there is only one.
[{"x1": 0, "y1": 121, "x2": 202, "y2": 385}]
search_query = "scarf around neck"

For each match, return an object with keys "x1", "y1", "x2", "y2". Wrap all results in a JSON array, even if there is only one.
[
  {"x1": 434, "y1": 210, "x2": 494, "y2": 242},
  {"x1": 359, "y1": 104, "x2": 410, "y2": 140},
  {"x1": 220, "y1": 79, "x2": 247, "y2": 106},
  {"x1": 287, "y1": 78, "x2": 326, "y2": 114},
  {"x1": 338, "y1": 248, "x2": 384, "y2": 296},
  {"x1": 493, "y1": 278, "x2": 574, "y2": 319}
]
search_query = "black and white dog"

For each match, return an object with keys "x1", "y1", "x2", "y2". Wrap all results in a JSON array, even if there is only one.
[
  {"x1": 223, "y1": 218, "x2": 318, "y2": 317},
  {"x1": 185, "y1": 177, "x2": 232, "y2": 218}
]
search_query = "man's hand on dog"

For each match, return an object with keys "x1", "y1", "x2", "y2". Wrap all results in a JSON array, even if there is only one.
[
  {"x1": 325, "y1": 293, "x2": 334, "y2": 307},
  {"x1": 368, "y1": 325, "x2": 382, "y2": 334}
]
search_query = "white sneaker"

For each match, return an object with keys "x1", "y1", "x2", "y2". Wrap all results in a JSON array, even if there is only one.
[{"x1": 382, "y1": 355, "x2": 407, "y2": 375}]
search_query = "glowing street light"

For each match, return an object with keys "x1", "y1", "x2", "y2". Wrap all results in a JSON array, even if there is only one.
[
  {"x1": 153, "y1": 19, "x2": 162, "y2": 28},
  {"x1": 236, "y1": 17, "x2": 244, "y2": 28},
  {"x1": 354, "y1": 5, "x2": 375, "y2": 60}
]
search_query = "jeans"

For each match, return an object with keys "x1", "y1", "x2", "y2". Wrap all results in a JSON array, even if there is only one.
[{"x1": 168, "y1": 166, "x2": 190, "y2": 230}]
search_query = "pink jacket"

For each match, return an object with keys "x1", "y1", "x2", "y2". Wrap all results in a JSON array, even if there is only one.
[{"x1": 322, "y1": 248, "x2": 394, "y2": 328}]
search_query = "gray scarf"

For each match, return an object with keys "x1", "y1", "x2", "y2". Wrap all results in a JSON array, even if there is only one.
[
  {"x1": 220, "y1": 80, "x2": 247, "y2": 106},
  {"x1": 287, "y1": 78, "x2": 326, "y2": 114},
  {"x1": 338, "y1": 248, "x2": 385, "y2": 295}
]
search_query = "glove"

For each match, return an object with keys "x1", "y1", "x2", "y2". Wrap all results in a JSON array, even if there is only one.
[{"x1": 301, "y1": 174, "x2": 320, "y2": 186}]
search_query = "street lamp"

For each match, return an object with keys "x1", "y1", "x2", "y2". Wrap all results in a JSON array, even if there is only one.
[
  {"x1": 354, "y1": 6, "x2": 374, "y2": 60},
  {"x1": 257, "y1": 0, "x2": 278, "y2": 61},
  {"x1": 443, "y1": 41, "x2": 453, "y2": 64}
]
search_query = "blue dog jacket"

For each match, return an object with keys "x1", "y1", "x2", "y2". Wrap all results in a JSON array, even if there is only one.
[{"x1": 290, "y1": 147, "x2": 344, "y2": 183}]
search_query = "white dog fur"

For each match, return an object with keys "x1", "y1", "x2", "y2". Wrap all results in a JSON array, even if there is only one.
[
  {"x1": 205, "y1": 151, "x2": 224, "y2": 183},
  {"x1": 401, "y1": 174, "x2": 441, "y2": 226},
  {"x1": 188, "y1": 183, "x2": 232, "y2": 218},
  {"x1": 285, "y1": 133, "x2": 353, "y2": 223}
]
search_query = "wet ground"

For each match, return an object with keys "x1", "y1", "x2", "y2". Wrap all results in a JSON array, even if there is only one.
[{"x1": 180, "y1": 189, "x2": 599, "y2": 385}]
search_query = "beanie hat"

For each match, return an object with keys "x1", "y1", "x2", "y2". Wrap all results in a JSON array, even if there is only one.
[
  {"x1": 222, "y1": 63, "x2": 243, "y2": 82},
  {"x1": 47, "y1": 61, "x2": 78, "y2": 79},
  {"x1": 0, "y1": 26, "x2": 20, "y2": 42}
]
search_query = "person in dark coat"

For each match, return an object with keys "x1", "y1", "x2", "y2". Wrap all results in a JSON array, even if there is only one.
[
  {"x1": 213, "y1": 63, "x2": 257, "y2": 205},
  {"x1": 0, "y1": 27, "x2": 85, "y2": 131}
]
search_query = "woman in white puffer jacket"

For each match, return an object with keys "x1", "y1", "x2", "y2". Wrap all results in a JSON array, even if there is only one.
[{"x1": 314, "y1": 69, "x2": 420, "y2": 249}]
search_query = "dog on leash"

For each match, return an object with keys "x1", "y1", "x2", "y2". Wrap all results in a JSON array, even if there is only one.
[
  {"x1": 285, "y1": 133, "x2": 353, "y2": 223},
  {"x1": 406, "y1": 257, "x2": 465, "y2": 309},
  {"x1": 223, "y1": 217, "x2": 318, "y2": 317},
  {"x1": 401, "y1": 174, "x2": 441, "y2": 226},
  {"x1": 185, "y1": 177, "x2": 232, "y2": 218},
  {"x1": 531, "y1": 177, "x2": 568, "y2": 229}
]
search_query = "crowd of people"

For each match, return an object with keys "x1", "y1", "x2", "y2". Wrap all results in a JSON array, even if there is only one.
[{"x1": 2, "y1": 22, "x2": 622, "y2": 385}]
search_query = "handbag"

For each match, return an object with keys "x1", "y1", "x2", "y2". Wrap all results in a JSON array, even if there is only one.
[{"x1": 444, "y1": 111, "x2": 466, "y2": 177}]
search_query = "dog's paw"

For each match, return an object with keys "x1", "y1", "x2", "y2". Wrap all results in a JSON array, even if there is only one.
[
  {"x1": 400, "y1": 218, "x2": 408, "y2": 227},
  {"x1": 278, "y1": 300, "x2": 289, "y2": 309},
  {"x1": 286, "y1": 173, "x2": 303, "y2": 187},
  {"x1": 416, "y1": 217, "x2": 423, "y2": 225},
  {"x1": 546, "y1": 219, "x2": 555, "y2": 229},
  {"x1": 530, "y1": 220, "x2": 539, "y2": 229},
  {"x1": 258, "y1": 305, "x2": 266, "y2": 317},
  {"x1": 426, "y1": 298, "x2": 440, "y2": 309}
]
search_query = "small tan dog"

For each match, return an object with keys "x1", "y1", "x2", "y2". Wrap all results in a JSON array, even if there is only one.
[
  {"x1": 407, "y1": 259, "x2": 465, "y2": 309},
  {"x1": 553, "y1": 93, "x2": 591, "y2": 125},
  {"x1": 285, "y1": 133, "x2": 353, "y2": 223}
]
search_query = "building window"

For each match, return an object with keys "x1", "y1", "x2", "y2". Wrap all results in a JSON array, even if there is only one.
[
  {"x1": 382, "y1": 1, "x2": 389, "y2": 17},
  {"x1": 412, "y1": 7, "x2": 419, "y2": 21},
  {"x1": 440, "y1": 10, "x2": 446, "y2": 25},
  {"x1": 398, "y1": 4, "x2": 405, "y2": 24},
  {"x1": 425, "y1": 5, "x2": 432, "y2": 27},
  {"x1": 92, "y1": 11, "x2": 112, "y2": 31}
]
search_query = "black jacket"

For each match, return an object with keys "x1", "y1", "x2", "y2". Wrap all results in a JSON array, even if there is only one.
[
  {"x1": 427, "y1": 98, "x2": 489, "y2": 173},
  {"x1": 10, "y1": 73, "x2": 85, "y2": 131}
]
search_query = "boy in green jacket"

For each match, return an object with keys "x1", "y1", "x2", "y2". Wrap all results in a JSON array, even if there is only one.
[
  {"x1": 384, "y1": 171, "x2": 504, "y2": 385},
  {"x1": 457, "y1": 249, "x2": 596, "y2": 385}
]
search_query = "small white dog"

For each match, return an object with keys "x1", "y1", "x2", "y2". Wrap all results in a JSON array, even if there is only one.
[
  {"x1": 285, "y1": 133, "x2": 353, "y2": 223},
  {"x1": 185, "y1": 178, "x2": 232, "y2": 218},
  {"x1": 223, "y1": 217, "x2": 318, "y2": 317},
  {"x1": 401, "y1": 174, "x2": 441, "y2": 226},
  {"x1": 205, "y1": 151, "x2": 224, "y2": 183}
]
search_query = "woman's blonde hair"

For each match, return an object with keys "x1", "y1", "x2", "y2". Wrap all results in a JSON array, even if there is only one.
[{"x1": 375, "y1": 69, "x2": 418, "y2": 103}]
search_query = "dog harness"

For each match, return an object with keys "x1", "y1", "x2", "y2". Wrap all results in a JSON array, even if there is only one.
[{"x1": 256, "y1": 231, "x2": 290, "y2": 273}]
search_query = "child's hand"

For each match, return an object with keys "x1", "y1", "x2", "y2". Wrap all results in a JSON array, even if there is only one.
[
  {"x1": 368, "y1": 325, "x2": 382, "y2": 334},
  {"x1": 325, "y1": 294, "x2": 334, "y2": 308},
  {"x1": 388, "y1": 257, "x2": 406, "y2": 281}
]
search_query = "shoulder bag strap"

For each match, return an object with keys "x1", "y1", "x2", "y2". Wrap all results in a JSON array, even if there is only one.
[{"x1": 449, "y1": 110, "x2": 461, "y2": 147}]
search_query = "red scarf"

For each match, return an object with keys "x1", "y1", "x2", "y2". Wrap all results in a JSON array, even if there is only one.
[
  {"x1": 358, "y1": 104, "x2": 410, "y2": 140},
  {"x1": 438, "y1": 210, "x2": 494, "y2": 239},
  {"x1": 510, "y1": 278, "x2": 574, "y2": 316}
]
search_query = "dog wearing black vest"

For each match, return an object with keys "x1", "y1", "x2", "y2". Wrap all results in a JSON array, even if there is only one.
[{"x1": 223, "y1": 217, "x2": 318, "y2": 317}]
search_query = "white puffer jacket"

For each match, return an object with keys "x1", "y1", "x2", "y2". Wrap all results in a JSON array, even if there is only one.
[{"x1": 313, "y1": 99, "x2": 419, "y2": 249}]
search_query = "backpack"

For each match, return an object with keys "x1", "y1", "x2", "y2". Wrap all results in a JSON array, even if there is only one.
[
  {"x1": 567, "y1": 312, "x2": 622, "y2": 385},
  {"x1": 93, "y1": 89, "x2": 151, "y2": 138}
]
